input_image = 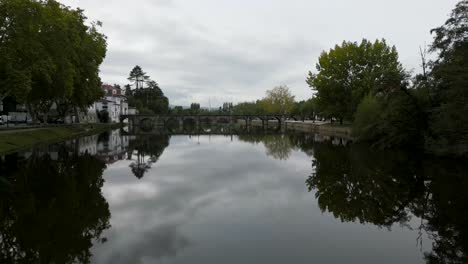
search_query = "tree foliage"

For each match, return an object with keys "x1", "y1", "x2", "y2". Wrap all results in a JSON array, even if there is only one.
[
  {"x1": 0, "y1": 0, "x2": 107, "y2": 121},
  {"x1": 309, "y1": 1, "x2": 467, "y2": 155},
  {"x1": 127, "y1": 65, "x2": 149, "y2": 89},
  {"x1": 126, "y1": 66, "x2": 169, "y2": 115},
  {"x1": 232, "y1": 100, "x2": 265, "y2": 115},
  {"x1": 290, "y1": 98, "x2": 316, "y2": 119},
  {"x1": 190, "y1": 103, "x2": 200, "y2": 115},
  {"x1": 425, "y1": 0, "x2": 468, "y2": 156},
  {"x1": 306, "y1": 39, "x2": 407, "y2": 123},
  {"x1": 261, "y1": 85, "x2": 295, "y2": 114},
  {"x1": 353, "y1": 91, "x2": 425, "y2": 149}
]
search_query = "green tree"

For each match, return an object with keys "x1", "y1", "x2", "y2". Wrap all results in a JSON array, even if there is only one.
[
  {"x1": 232, "y1": 101, "x2": 265, "y2": 115},
  {"x1": 306, "y1": 39, "x2": 407, "y2": 124},
  {"x1": 0, "y1": 0, "x2": 42, "y2": 102},
  {"x1": 126, "y1": 68, "x2": 169, "y2": 114},
  {"x1": 190, "y1": 103, "x2": 200, "y2": 115},
  {"x1": 128, "y1": 65, "x2": 149, "y2": 89},
  {"x1": 0, "y1": 0, "x2": 106, "y2": 122},
  {"x1": 261, "y1": 85, "x2": 295, "y2": 114},
  {"x1": 290, "y1": 98, "x2": 316, "y2": 119},
  {"x1": 222, "y1": 102, "x2": 233, "y2": 114},
  {"x1": 425, "y1": 0, "x2": 468, "y2": 156},
  {"x1": 353, "y1": 91, "x2": 424, "y2": 149},
  {"x1": 352, "y1": 94, "x2": 382, "y2": 141},
  {"x1": 97, "y1": 109, "x2": 109, "y2": 123},
  {"x1": 69, "y1": 19, "x2": 106, "y2": 122},
  {"x1": 172, "y1": 106, "x2": 184, "y2": 114}
]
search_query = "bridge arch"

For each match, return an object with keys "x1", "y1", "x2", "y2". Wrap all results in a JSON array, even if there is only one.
[
  {"x1": 215, "y1": 116, "x2": 230, "y2": 124},
  {"x1": 199, "y1": 116, "x2": 212, "y2": 124},
  {"x1": 182, "y1": 117, "x2": 197, "y2": 130},
  {"x1": 139, "y1": 118, "x2": 154, "y2": 132},
  {"x1": 164, "y1": 116, "x2": 180, "y2": 128}
]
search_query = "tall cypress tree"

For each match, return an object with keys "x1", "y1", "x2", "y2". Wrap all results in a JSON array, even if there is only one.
[{"x1": 128, "y1": 65, "x2": 149, "y2": 89}]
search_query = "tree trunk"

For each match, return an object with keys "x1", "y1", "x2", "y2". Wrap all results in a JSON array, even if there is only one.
[
  {"x1": 74, "y1": 106, "x2": 80, "y2": 123},
  {"x1": 43, "y1": 113, "x2": 48, "y2": 125},
  {"x1": 27, "y1": 103, "x2": 37, "y2": 124},
  {"x1": 340, "y1": 118, "x2": 343, "y2": 125}
]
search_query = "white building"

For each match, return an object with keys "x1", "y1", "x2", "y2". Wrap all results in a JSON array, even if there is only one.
[
  {"x1": 97, "y1": 84, "x2": 129, "y2": 123},
  {"x1": 80, "y1": 84, "x2": 137, "y2": 123}
]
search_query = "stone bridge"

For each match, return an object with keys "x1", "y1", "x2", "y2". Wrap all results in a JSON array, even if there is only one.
[
  {"x1": 120, "y1": 124, "x2": 284, "y2": 136},
  {"x1": 121, "y1": 114, "x2": 296, "y2": 130}
]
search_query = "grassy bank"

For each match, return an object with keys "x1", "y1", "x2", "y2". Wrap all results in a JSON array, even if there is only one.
[{"x1": 0, "y1": 123, "x2": 123, "y2": 154}]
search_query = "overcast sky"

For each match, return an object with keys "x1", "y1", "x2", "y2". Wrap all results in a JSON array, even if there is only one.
[{"x1": 60, "y1": 0, "x2": 458, "y2": 107}]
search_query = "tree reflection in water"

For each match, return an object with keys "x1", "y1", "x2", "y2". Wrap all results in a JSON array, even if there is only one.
[
  {"x1": 0, "y1": 131, "x2": 465, "y2": 264},
  {"x1": 0, "y1": 147, "x2": 110, "y2": 264},
  {"x1": 304, "y1": 140, "x2": 468, "y2": 264},
  {"x1": 238, "y1": 134, "x2": 294, "y2": 160},
  {"x1": 127, "y1": 135, "x2": 170, "y2": 179},
  {"x1": 418, "y1": 160, "x2": 468, "y2": 264}
]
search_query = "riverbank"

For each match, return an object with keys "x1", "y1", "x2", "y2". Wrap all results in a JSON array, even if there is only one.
[{"x1": 0, "y1": 123, "x2": 123, "y2": 154}]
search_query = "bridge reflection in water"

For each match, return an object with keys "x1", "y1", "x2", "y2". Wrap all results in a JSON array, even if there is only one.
[{"x1": 121, "y1": 114, "x2": 293, "y2": 135}]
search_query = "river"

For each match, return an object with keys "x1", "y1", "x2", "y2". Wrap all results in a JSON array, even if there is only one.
[{"x1": 0, "y1": 128, "x2": 466, "y2": 264}]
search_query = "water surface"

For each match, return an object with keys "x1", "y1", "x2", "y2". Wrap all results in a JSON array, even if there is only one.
[{"x1": 0, "y1": 130, "x2": 466, "y2": 264}]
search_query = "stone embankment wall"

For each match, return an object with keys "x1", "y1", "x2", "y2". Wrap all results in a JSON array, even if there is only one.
[
  {"x1": 247, "y1": 120, "x2": 353, "y2": 140},
  {"x1": 285, "y1": 121, "x2": 352, "y2": 139}
]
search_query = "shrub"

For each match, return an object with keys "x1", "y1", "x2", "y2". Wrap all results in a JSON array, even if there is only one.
[
  {"x1": 353, "y1": 94, "x2": 382, "y2": 142},
  {"x1": 353, "y1": 91, "x2": 424, "y2": 150},
  {"x1": 97, "y1": 110, "x2": 110, "y2": 123}
]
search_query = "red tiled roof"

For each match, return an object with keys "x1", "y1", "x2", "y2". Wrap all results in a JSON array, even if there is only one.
[
  {"x1": 101, "y1": 84, "x2": 126, "y2": 98},
  {"x1": 102, "y1": 84, "x2": 118, "y2": 90}
]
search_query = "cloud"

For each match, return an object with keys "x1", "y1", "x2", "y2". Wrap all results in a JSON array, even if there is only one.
[
  {"x1": 59, "y1": 0, "x2": 459, "y2": 106},
  {"x1": 99, "y1": 13, "x2": 321, "y2": 105},
  {"x1": 102, "y1": 223, "x2": 190, "y2": 264},
  {"x1": 91, "y1": 135, "x2": 313, "y2": 264}
]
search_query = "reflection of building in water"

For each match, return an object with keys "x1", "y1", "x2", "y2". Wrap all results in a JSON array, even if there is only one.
[
  {"x1": 78, "y1": 135, "x2": 98, "y2": 155},
  {"x1": 13, "y1": 131, "x2": 133, "y2": 165},
  {"x1": 97, "y1": 130, "x2": 133, "y2": 164},
  {"x1": 20, "y1": 145, "x2": 63, "y2": 160}
]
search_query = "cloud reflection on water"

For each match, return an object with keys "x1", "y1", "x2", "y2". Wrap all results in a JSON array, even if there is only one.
[{"x1": 91, "y1": 135, "x2": 429, "y2": 264}]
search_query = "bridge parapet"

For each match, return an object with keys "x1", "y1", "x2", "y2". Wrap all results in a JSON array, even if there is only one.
[{"x1": 121, "y1": 114, "x2": 295, "y2": 132}]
